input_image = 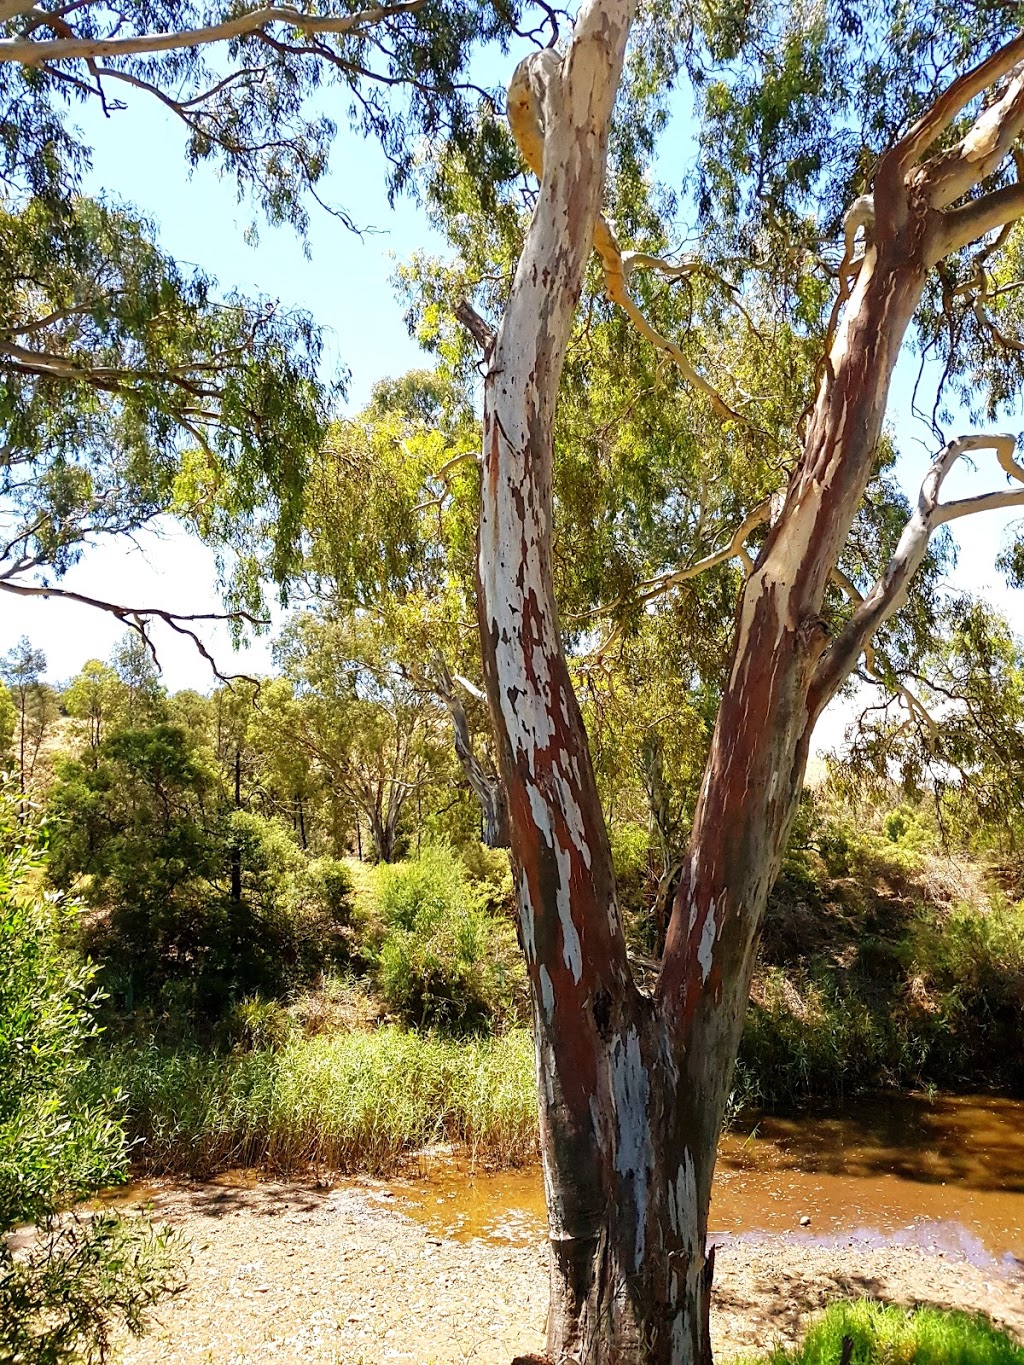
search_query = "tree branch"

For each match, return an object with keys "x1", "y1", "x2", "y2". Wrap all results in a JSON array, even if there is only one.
[
  {"x1": 0, "y1": 0, "x2": 425, "y2": 64},
  {"x1": 634, "y1": 498, "x2": 771, "y2": 604},
  {"x1": 811, "y1": 433, "x2": 1024, "y2": 707},
  {"x1": 916, "y1": 63, "x2": 1024, "y2": 209},
  {"x1": 938, "y1": 181, "x2": 1024, "y2": 258},
  {"x1": 0, "y1": 579, "x2": 266, "y2": 684},
  {"x1": 591, "y1": 218, "x2": 743, "y2": 423},
  {"x1": 454, "y1": 298, "x2": 494, "y2": 352},
  {"x1": 892, "y1": 32, "x2": 1024, "y2": 172},
  {"x1": 506, "y1": 43, "x2": 741, "y2": 423}
]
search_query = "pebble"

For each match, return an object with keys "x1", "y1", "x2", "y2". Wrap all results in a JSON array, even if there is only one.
[{"x1": 114, "y1": 1177, "x2": 1024, "y2": 1364}]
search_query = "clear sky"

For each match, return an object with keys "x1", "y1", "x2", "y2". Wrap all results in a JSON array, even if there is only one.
[{"x1": 5, "y1": 63, "x2": 1023, "y2": 752}]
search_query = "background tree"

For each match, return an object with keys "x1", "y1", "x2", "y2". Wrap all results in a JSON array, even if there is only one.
[
  {"x1": 275, "y1": 611, "x2": 455, "y2": 861},
  {"x1": 0, "y1": 0, "x2": 538, "y2": 646},
  {"x1": 841, "y1": 597, "x2": 1024, "y2": 882},
  {"x1": 1, "y1": 636, "x2": 57, "y2": 801}
]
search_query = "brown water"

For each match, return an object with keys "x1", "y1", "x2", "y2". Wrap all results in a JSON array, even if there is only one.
[{"x1": 386, "y1": 1094, "x2": 1024, "y2": 1273}]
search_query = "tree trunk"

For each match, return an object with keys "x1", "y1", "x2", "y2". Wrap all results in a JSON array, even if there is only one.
[
  {"x1": 448, "y1": 693, "x2": 509, "y2": 847},
  {"x1": 473, "y1": 5, "x2": 948, "y2": 1362}
]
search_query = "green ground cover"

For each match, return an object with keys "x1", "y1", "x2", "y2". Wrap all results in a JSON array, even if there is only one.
[{"x1": 744, "y1": 1302, "x2": 1024, "y2": 1365}]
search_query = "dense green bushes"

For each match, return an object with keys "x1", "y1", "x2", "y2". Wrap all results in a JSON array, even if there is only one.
[
  {"x1": 372, "y1": 846, "x2": 524, "y2": 1031},
  {"x1": 745, "y1": 1302, "x2": 1024, "y2": 1365},
  {"x1": 0, "y1": 797, "x2": 182, "y2": 1363},
  {"x1": 47, "y1": 725, "x2": 353, "y2": 1030},
  {"x1": 735, "y1": 796, "x2": 1024, "y2": 1107}
]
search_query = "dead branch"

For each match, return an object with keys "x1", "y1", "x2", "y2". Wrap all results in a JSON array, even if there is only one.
[{"x1": 0, "y1": 579, "x2": 266, "y2": 685}]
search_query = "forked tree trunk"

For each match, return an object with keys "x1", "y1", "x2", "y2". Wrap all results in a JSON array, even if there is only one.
[{"x1": 474, "y1": 6, "x2": 1010, "y2": 1361}]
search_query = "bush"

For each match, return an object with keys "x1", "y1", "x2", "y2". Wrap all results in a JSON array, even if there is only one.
[
  {"x1": 907, "y1": 898, "x2": 1024, "y2": 1088},
  {"x1": 373, "y1": 846, "x2": 525, "y2": 1031},
  {"x1": 0, "y1": 795, "x2": 183, "y2": 1362},
  {"x1": 47, "y1": 730, "x2": 352, "y2": 1031},
  {"x1": 222, "y1": 995, "x2": 295, "y2": 1051},
  {"x1": 745, "y1": 1300, "x2": 1024, "y2": 1364}
]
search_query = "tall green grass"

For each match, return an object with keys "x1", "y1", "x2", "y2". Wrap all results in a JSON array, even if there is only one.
[
  {"x1": 84, "y1": 1027, "x2": 537, "y2": 1177},
  {"x1": 743, "y1": 1302, "x2": 1024, "y2": 1364}
]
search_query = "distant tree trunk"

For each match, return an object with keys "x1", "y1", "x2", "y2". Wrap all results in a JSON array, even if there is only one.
[
  {"x1": 434, "y1": 659, "x2": 509, "y2": 847},
  {"x1": 230, "y1": 746, "x2": 242, "y2": 904}
]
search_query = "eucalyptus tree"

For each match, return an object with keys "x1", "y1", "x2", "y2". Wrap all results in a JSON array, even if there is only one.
[
  {"x1": 300, "y1": 375, "x2": 512, "y2": 841},
  {"x1": 275, "y1": 610, "x2": 454, "y2": 861},
  {"x1": 0, "y1": 0, "x2": 526, "y2": 648},
  {"x1": 0, "y1": 192, "x2": 334, "y2": 648},
  {"x1": 841, "y1": 597, "x2": 1024, "y2": 869},
  {"x1": 419, "y1": 5, "x2": 1024, "y2": 1362},
  {"x1": 1, "y1": 635, "x2": 56, "y2": 799}
]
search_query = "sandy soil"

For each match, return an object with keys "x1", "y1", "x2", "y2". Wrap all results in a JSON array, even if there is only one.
[{"x1": 115, "y1": 1176, "x2": 1024, "y2": 1365}]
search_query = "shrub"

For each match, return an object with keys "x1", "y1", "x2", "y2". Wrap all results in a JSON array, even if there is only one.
[
  {"x1": 373, "y1": 846, "x2": 525, "y2": 1031},
  {"x1": 222, "y1": 995, "x2": 295, "y2": 1051},
  {"x1": 908, "y1": 897, "x2": 1024, "y2": 1088},
  {"x1": 0, "y1": 794, "x2": 183, "y2": 1362}
]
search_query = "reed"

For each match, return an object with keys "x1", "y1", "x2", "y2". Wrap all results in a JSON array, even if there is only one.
[{"x1": 87, "y1": 1027, "x2": 538, "y2": 1178}]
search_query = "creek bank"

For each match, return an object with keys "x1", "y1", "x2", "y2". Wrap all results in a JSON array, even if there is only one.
[{"x1": 115, "y1": 1174, "x2": 1024, "y2": 1365}]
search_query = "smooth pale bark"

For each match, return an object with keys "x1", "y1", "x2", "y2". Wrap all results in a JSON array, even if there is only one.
[
  {"x1": 434, "y1": 661, "x2": 509, "y2": 847},
  {"x1": 475, "y1": 13, "x2": 1024, "y2": 1364}
]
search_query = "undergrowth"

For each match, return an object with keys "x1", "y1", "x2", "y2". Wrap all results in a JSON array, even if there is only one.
[
  {"x1": 744, "y1": 1301, "x2": 1024, "y2": 1364},
  {"x1": 82, "y1": 1027, "x2": 537, "y2": 1177}
]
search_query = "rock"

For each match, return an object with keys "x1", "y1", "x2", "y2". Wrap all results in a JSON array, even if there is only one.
[{"x1": 799, "y1": 1215, "x2": 812, "y2": 1227}]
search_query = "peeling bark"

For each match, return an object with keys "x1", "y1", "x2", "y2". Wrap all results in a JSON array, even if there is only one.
[{"x1": 473, "y1": 15, "x2": 1024, "y2": 1364}]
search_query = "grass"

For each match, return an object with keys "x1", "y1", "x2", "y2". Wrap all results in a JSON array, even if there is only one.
[
  {"x1": 742, "y1": 1302, "x2": 1024, "y2": 1365},
  {"x1": 85, "y1": 1026, "x2": 537, "y2": 1178}
]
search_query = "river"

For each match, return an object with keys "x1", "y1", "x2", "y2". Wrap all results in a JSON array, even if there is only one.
[{"x1": 387, "y1": 1093, "x2": 1024, "y2": 1274}]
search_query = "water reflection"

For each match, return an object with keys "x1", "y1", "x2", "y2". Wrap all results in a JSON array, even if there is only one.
[
  {"x1": 731, "y1": 1094, "x2": 1024, "y2": 1192},
  {"x1": 387, "y1": 1093, "x2": 1024, "y2": 1269}
]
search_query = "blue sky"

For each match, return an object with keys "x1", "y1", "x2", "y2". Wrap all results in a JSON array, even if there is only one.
[{"x1": 5, "y1": 62, "x2": 1023, "y2": 747}]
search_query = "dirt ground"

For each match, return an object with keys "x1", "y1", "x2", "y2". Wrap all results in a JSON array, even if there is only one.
[{"x1": 116, "y1": 1176, "x2": 1024, "y2": 1365}]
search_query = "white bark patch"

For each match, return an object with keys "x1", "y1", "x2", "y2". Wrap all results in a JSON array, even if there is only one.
[
  {"x1": 697, "y1": 900, "x2": 717, "y2": 983},
  {"x1": 553, "y1": 769, "x2": 592, "y2": 869},
  {"x1": 671, "y1": 1314, "x2": 687, "y2": 1364},
  {"x1": 520, "y1": 871, "x2": 537, "y2": 963},
  {"x1": 554, "y1": 841, "x2": 583, "y2": 982},
  {"x1": 672, "y1": 1152, "x2": 698, "y2": 1257},
  {"x1": 610, "y1": 1028, "x2": 655, "y2": 1270},
  {"x1": 527, "y1": 785, "x2": 554, "y2": 848},
  {"x1": 539, "y1": 964, "x2": 555, "y2": 1018}
]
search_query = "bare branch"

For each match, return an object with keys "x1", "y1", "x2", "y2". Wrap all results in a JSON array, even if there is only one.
[
  {"x1": 0, "y1": 579, "x2": 266, "y2": 684},
  {"x1": 938, "y1": 181, "x2": 1024, "y2": 258},
  {"x1": 812, "y1": 433, "x2": 1024, "y2": 707},
  {"x1": 0, "y1": 0, "x2": 425, "y2": 65},
  {"x1": 862, "y1": 642, "x2": 940, "y2": 747},
  {"x1": 634, "y1": 499, "x2": 771, "y2": 604},
  {"x1": 591, "y1": 218, "x2": 742, "y2": 423},
  {"x1": 454, "y1": 298, "x2": 495, "y2": 352},
  {"x1": 892, "y1": 32, "x2": 1024, "y2": 172}
]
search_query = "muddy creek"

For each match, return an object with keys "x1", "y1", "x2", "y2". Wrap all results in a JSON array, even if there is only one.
[{"x1": 387, "y1": 1093, "x2": 1024, "y2": 1273}]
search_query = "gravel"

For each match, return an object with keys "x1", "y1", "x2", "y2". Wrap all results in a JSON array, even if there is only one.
[{"x1": 116, "y1": 1177, "x2": 1024, "y2": 1364}]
